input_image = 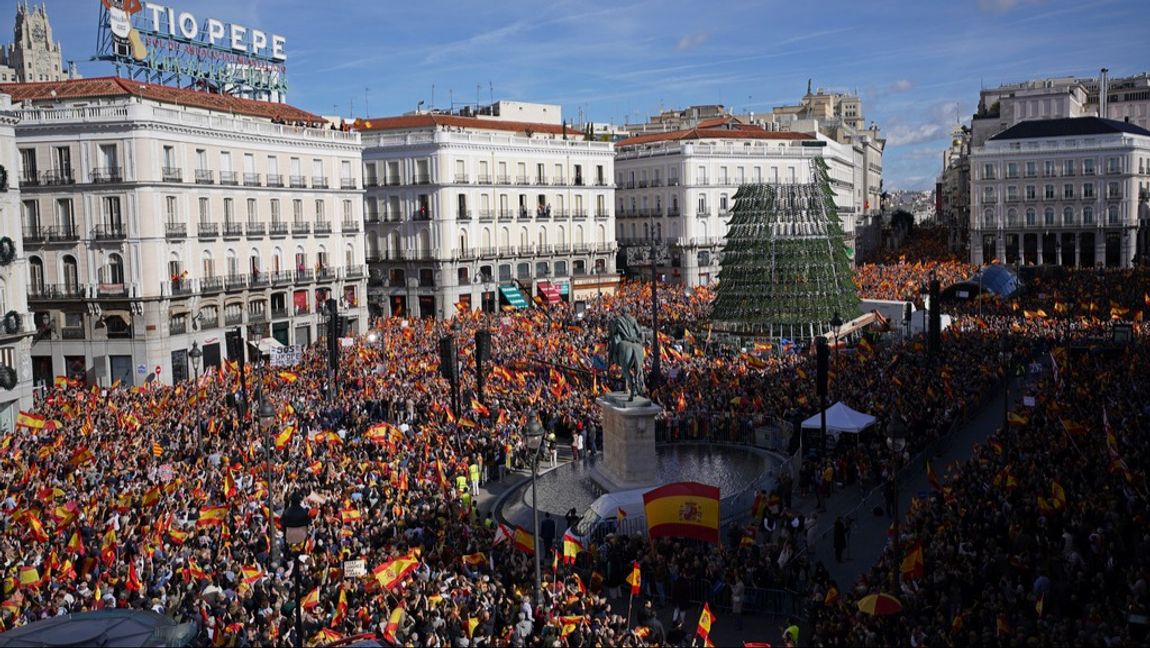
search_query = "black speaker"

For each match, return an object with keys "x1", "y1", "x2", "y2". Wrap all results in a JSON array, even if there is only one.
[
  {"x1": 928, "y1": 279, "x2": 941, "y2": 355},
  {"x1": 815, "y1": 336, "x2": 828, "y2": 397},
  {"x1": 475, "y1": 330, "x2": 492, "y2": 364},
  {"x1": 903, "y1": 302, "x2": 913, "y2": 324},
  {"x1": 225, "y1": 330, "x2": 243, "y2": 361},
  {"x1": 439, "y1": 336, "x2": 457, "y2": 381}
]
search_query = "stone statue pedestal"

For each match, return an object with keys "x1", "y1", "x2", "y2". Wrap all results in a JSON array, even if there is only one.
[{"x1": 590, "y1": 392, "x2": 662, "y2": 492}]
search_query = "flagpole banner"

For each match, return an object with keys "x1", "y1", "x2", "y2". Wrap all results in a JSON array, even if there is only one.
[{"x1": 642, "y1": 481, "x2": 721, "y2": 543}]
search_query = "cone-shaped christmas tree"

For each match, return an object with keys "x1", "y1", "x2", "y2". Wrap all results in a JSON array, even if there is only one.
[{"x1": 711, "y1": 157, "x2": 859, "y2": 340}]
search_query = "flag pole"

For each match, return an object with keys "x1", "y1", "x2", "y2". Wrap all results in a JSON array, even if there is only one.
[{"x1": 626, "y1": 588, "x2": 634, "y2": 629}]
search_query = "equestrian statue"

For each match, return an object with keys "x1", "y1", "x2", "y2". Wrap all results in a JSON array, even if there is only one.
[{"x1": 607, "y1": 311, "x2": 647, "y2": 400}]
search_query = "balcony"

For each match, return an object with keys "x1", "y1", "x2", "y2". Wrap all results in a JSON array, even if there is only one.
[
  {"x1": 200, "y1": 276, "x2": 223, "y2": 294},
  {"x1": 92, "y1": 224, "x2": 127, "y2": 240},
  {"x1": 271, "y1": 271, "x2": 293, "y2": 286},
  {"x1": 340, "y1": 177, "x2": 357, "y2": 190},
  {"x1": 290, "y1": 175, "x2": 307, "y2": 188},
  {"x1": 91, "y1": 167, "x2": 123, "y2": 184},
  {"x1": 534, "y1": 177, "x2": 548, "y2": 186},
  {"x1": 479, "y1": 247, "x2": 497, "y2": 258},
  {"x1": 696, "y1": 208, "x2": 711, "y2": 218},
  {"x1": 538, "y1": 243, "x2": 553, "y2": 255},
  {"x1": 382, "y1": 175, "x2": 401, "y2": 186},
  {"x1": 573, "y1": 243, "x2": 592, "y2": 253},
  {"x1": 516, "y1": 176, "x2": 531, "y2": 185},
  {"x1": 413, "y1": 175, "x2": 431, "y2": 185},
  {"x1": 573, "y1": 177, "x2": 585, "y2": 187},
  {"x1": 294, "y1": 269, "x2": 314, "y2": 282},
  {"x1": 478, "y1": 209, "x2": 494, "y2": 222},
  {"x1": 477, "y1": 175, "x2": 492, "y2": 184},
  {"x1": 246, "y1": 222, "x2": 266, "y2": 237},
  {"x1": 595, "y1": 210, "x2": 610, "y2": 219},
  {"x1": 243, "y1": 173, "x2": 262, "y2": 187},
  {"x1": 345, "y1": 265, "x2": 365, "y2": 279},
  {"x1": 269, "y1": 222, "x2": 289, "y2": 237},
  {"x1": 551, "y1": 176, "x2": 566, "y2": 186},
  {"x1": 47, "y1": 226, "x2": 80, "y2": 243},
  {"x1": 199, "y1": 315, "x2": 219, "y2": 329},
  {"x1": 22, "y1": 226, "x2": 49, "y2": 245},
  {"x1": 271, "y1": 307, "x2": 289, "y2": 320},
  {"x1": 250, "y1": 272, "x2": 270, "y2": 288},
  {"x1": 342, "y1": 219, "x2": 360, "y2": 233},
  {"x1": 498, "y1": 210, "x2": 514, "y2": 222},
  {"x1": 292, "y1": 222, "x2": 311, "y2": 236},
  {"x1": 95, "y1": 283, "x2": 128, "y2": 298},
  {"x1": 517, "y1": 209, "x2": 533, "y2": 221},
  {"x1": 365, "y1": 211, "x2": 381, "y2": 224},
  {"x1": 61, "y1": 327, "x2": 85, "y2": 340},
  {"x1": 455, "y1": 248, "x2": 477, "y2": 260},
  {"x1": 219, "y1": 171, "x2": 239, "y2": 186},
  {"x1": 668, "y1": 178, "x2": 680, "y2": 186},
  {"x1": 266, "y1": 174, "x2": 284, "y2": 187},
  {"x1": 170, "y1": 279, "x2": 193, "y2": 297},
  {"x1": 223, "y1": 222, "x2": 245, "y2": 238},
  {"x1": 225, "y1": 274, "x2": 248, "y2": 291},
  {"x1": 28, "y1": 283, "x2": 84, "y2": 301},
  {"x1": 162, "y1": 167, "x2": 183, "y2": 182},
  {"x1": 496, "y1": 175, "x2": 511, "y2": 185},
  {"x1": 40, "y1": 169, "x2": 75, "y2": 185},
  {"x1": 413, "y1": 210, "x2": 432, "y2": 221},
  {"x1": 195, "y1": 169, "x2": 214, "y2": 184},
  {"x1": 314, "y1": 221, "x2": 333, "y2": 235},
  {"x1": 20, "y1": 173, "x2": 39, "y2": 187},
  {"x1": 595, "y1": 179, "x2": 609, "y2": 187},
  {"x1": 316, "y1": 267, "x2": 338, "y2": 282},
  {"x1": 312, "y1": 176, "x2": 329, "y2": 189},
  {"x1": 498, "y1": 245, "x2": 516, "y2": 256},
  {"x1": 198, "y1": 222, "x2": 219, "y2": 239},
  {"x1": 637, "y1": 179, "x2": 649, "y2": 188},
  {"x1": 456, "y1": 210, "x2": 472, "y2": 222},
  {"x1": 572, "y1": 210, "x2": 588, "y2": 220},
  {"x1": 224, "y1": 312, "x2": 244, "y2": 327}
]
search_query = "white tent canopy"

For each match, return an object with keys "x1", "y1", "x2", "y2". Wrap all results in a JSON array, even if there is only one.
[{"x1": 801, "y1": 401, "x2": 876, "y2": 435}]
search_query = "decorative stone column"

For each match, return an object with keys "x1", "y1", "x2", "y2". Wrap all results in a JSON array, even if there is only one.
[{"x1": 591, "y1": 392, "x2": 662, "y2": 492}]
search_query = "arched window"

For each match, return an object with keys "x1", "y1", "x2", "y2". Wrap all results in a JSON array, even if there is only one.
[
  {"x1": 29, "y1": 256, "x2": 44, "y2": 291},
  {"x1": 457, "y1": 267, "x2": 469, "y2": 284},
  {"x1": 1108, "y1": 205, "x2": 1120, "y2": 225},
  {"x1": 62, "y1": 254, "x2": 79, "y2": 289},
  {"x1": 1025, "y1": 208, "x2": 1036, "y2": 226},
  {"x1": 226, "y1": 249, "x2": 238, "y2": 276},
  {"x1": 984, "y1": 208, "x2": 994, "y2": 226},
  {"x1": 1062, "y1": 207, "x2": 1074, "y2": 225},
  {"x1": 1044, "y1": 207, "x2": 1055, "y2": 225},
  {"x1": 458, "y1": 229, "x2": 468, "y2": 253},
  {"x1": 1006, "y1": 208, "x2": 1017, "y2": 226},
  {"x1": 106, "y1": 253, "x2": 124, "y2": 285},
  {"x1": 1082, "y1": 206, "x2": 1093, "y2": 224},
  {"x1": 537, "y1": 226, "x2": 547, "y2": 246},
  {"x1": 482, "y1": 228, "x2": 492, "y2": 248}
]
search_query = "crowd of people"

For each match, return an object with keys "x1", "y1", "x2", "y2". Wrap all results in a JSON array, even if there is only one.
[
  {"x1": 0, "y1": 256, "x2": 1145, "y2": 646},
  {"x1": 810, "y1": 337, "x2": 1149, "y2": 646}
]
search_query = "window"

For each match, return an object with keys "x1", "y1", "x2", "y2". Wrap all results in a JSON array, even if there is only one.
[
  {"x1": 343, "y1": 200, "x2": 352, "y2": 221},
  {"x1": 1063, "y1": 160, "x2": 1075, "y2": 177},
  {"x1": 1108, "y1": 205, "x2": 1119, "y2": 224},
  {"x1": 270, "y1": 199, "x2": 281, "y2": 223},
  {"x1": 1025, "y1": 208, "x2": 1036, "y2": 226},
  {"x1": 163, "y1": 145, "x2": 176, "y2": 169},
  {"x1": 697, "y1": 194, "x2": 707, "y2": 214},
  {"x1": 196, "y1": 149, "x2": 207, "y2": 170},
  {"x1": 106, "y1": 254, "x2": 125, "y2": 284},
  {"x1": 19, "y1": 148, "x2": 36, "y2": 179},
  {"x1": 220, "y1": 152, "x2": 232, "y2": 172},
  {"x1": 63, "y1": 255, "x2": 78, "y2": 289},
  {"x1": 22, "y1": 200, "x2": 40, "y2": 228},
  {"x1": 573, "y1": 165, "x2": 583, "y2": 186},
  {"x1": 983, "y1": 208, "x2": 994, "y2": 226},
  {"x1": 224, "y1": 198, "x2": 234, "y2": 223},
  {"x1": 1044, "y1": 184, "x2": 1055, "y2": 200},
  {"x1": 1063, "y1": 207, "x2": 1074, "y2": 225},
  {"x1": 983, "y1": 187, "x2": 995, "y2": 203},
  {"x1": 29, "y1": 257, "x2": 43, "y2": 290},
  {"x1": 1006, "y1": 186, "x2": 1018, "y2": 201},
  {"x1": 719, "y1": 194, "x2": 729, "y2": 212},
  {"x1": 199, "y1": 197, "x2": 209, "y2": 222},
  {"x1": 1083, "y1": 158, "x2": 1095, "y2": 175},
  {"x1": 315, "y1": 200, "x2": 325, "y2": 221},
  {"x1": 1007, "y1": 208, "x2": 1017, "y2": 225},
  {"x1": 1083, "y1": 183, "x2": 1095, "y2": 198},
  {"x1": 1006, "y1": 162, "x2": 1018, "y2": 178},
  {"x1": 268, "y1": 156, "x2": 279, "y2": 176},
  {"x1": 983, "y1": 163, "x2": 996, "y2": 180},
  {"x1": 99, "y1": 144, "x2": 118, "y2": 169},
  {"x1": 312, "y1": 159, "x2": 324, "y2": 179},
  {"x1": 1025, "y1": 161, "x2": 1037, "y2": 177},
  {"x1": 165, "y1": 196, "x2": 177, "y2": 223},
  {"x1": 56, "y1": 199, "x2": 74, "y2": 231},
  {"x1": 1106, "y1": 157, "x2": 1120, "y2": 174},
  {"x1": 1107, "y1": 182, "x2": 1120, "y2": 199},
  {"x1": 293, "y1": 200, "x2": 303, "y2": 222},
  {"x1": 1063, "y1": 183, "x2": 1074, "y2": 199},
  {"x1": 1044, "y1": 207, "x2": 1055, "y2": 225},
  {"x1": 247, "y1": 198, "x2": 257, "y2": 222},
  {"x1": 1025, "y1": 185, "x2": 1036, "y2": 201},
  {"x1": 1043, "y1": 161, "x2": 1055, "y2": 177},
  {"x1": 1082, "y1": 206, "x2": 1093, "y2": 224}
]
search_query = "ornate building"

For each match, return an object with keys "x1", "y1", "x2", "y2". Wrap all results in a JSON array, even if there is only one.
[
  {"x1": 0, "y1": 2, "x2": 77, "y2": 84},
  {"x1": 4, "y1": 77, "x2": 366, "y2": 388},
  {"x1": 0, "y1": 91, "x2": 33, "y2": 427}
]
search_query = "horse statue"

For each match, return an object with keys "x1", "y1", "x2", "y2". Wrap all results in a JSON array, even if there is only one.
[{"x1": 607, "y1": 312, "x2": 646, "y2": 400}]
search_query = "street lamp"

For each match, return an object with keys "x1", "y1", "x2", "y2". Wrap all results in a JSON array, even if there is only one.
[
  {"x1": 829, "y1": 311, "x2": 843, "y2": 362},
  {"x1": 282, "y1": 493, "x2": 310, "y2": 648},
  {"x1": 188, "y1": 342, "x2": 202, "y2": 451},
  {"x1": 525, "y1": 412, "x2": 545, "y2": 607},
  {"x1": 257, "y1": 393, "x2": 277, "y2": 566},
  {"x1": 886, "y1": 418, "x2": 907, "y2": 592},
  {"x1": 999, "y1": 343, "x2": 1010, "y2": 429}
]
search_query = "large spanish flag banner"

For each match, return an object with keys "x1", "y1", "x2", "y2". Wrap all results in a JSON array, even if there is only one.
[{"x1": 643, "y1": 481, "x2": 721, "y2": 543}]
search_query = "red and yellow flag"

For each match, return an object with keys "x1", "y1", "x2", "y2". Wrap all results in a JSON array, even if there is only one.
[
  {"x1": 513, "y1": 526, "x2": 535, "y2": 554},
  {"x1": 278, "y1": 371, "x2": 299, "y2": 384},
  {"x1": 382, "y1": 605, "x2": 404, "y2": 644},
  {"x1": 274, "y1": 426, "x2": 294, "y2": 450},
  {"x1": 900, "y1": 542, "x2": 925, "y2": 580},
  {"x1": 696, "y1": 602, "x2": 715, "y2": 639},
  {"x1": 15, "y1": 411, "x2": 46, "y2": 430},
  {"x1": 643, "y1": 482, "x2": 720, "y2": 544},
  {"x1": 627, "y1": 561, "x2": 641, "y2": 596},
  {"x1": 372, "y1": 553, "x2": 420, "y2": 591},
  {"x1": 330, "y1": 587, "x2": 347, "y2": 627},
  {"x1": 196, "y1": 504, "x2": 228, "y2": 527}
]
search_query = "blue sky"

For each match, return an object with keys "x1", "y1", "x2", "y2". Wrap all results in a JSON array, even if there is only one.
[{"x1": 20, "y1": 0, "x2": 1147, "y2": 190}]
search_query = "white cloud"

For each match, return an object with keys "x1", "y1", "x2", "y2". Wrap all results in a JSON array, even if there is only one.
[
  {"x1": 891, "y1": 79, "x2": 913, "y2": 92},
  {"x1": 885, "y1": 123, "x2": 946, "y2": 147},
  {"x1": 675, "y1": 32, "x2": 709, "y2": 51},
  {"x1": 977, "y1": 0, "x2": 1044, "y2": 13}
]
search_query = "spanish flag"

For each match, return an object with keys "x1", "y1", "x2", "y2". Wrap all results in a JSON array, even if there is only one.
[
  {"x1": 223, "y1": 473, "x2": 237, "y2": 499},
  {"x1": 513, "y1": 526, "x2": 535, "y2": 554},
  {"x1": 696, "y1": 602, "x2": 715, "y2": 639},
  {"x1": 196, "y1": 504, "x2": 228, "y2": 527},
  {"x1": 627, "y1": 561, "x2": 641, "y2": 596},
  {"x1": 314, "y1": 628, "x2": 343, "y2": 644},
  {"x1": 274, "y1": 426, "x2": 294, "y2": 450},
  {"x1": 66, "y1": 531, "x2": 84, "y2": 554},
  {"x1": 471, "y1": 399, "x2": 490, "y2": 418},
  {"x1": 278, "y1": 371, "x2": 299, "y2": 384},
  {"x1": 340, "y1": 505, "x2": 363, "y2": 524},
  {"x1": 562, "y1": 531, "x2": 583, "y2": 565},
  {"x1": 330, "y1": 587, "x2": 347, "y2": 627},
  {"x1": 900, "y1": 542, "x2": 924, "y2": 580},
  {"x1": 926, "y1": 461, "x2": 943, "y2": 492},
  {"x1": 127, "y1": 562, "x2": 143, "y2": 593},
  {"x1": 643, "y1": 482, "x2": 720, "y2": 544},
  {"x1": 382, "y1": 605, "x2": 404, "y2": 644},
  {"x1": 372, "y1": 553, "x2": 420, "y2": 591},
  {"x1": 467, "y1": 617, "x2": 480, "y2": 638},
  {"x1": 1007, "y1": 411, "x2": 1029, "y2": 427},
  {"x1": 15, "y1": 411, "x2": 46, "y2": 430},
  {"x1": 17, "y1": 566, "x2": 39, "y2": 588},
  {"x1": 302, "y1": 586, "x2": 320, "y2": 610}
]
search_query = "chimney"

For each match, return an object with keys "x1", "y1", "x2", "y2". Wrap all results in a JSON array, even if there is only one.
[{"x1": 1099, "y1": 68, "x2": 1109, "y2": 120}]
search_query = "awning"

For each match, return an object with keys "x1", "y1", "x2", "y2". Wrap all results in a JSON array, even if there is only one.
[
  {"x1": 498, "y1": 284, "x2": 529, "y2": 309},
  {"x1": 537, "y1": 281, "x2": 561, "y2": 305}
]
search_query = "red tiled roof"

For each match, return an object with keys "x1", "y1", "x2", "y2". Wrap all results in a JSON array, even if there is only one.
[
  {"x1": 617, "y1": 127, "x2": 815, "y2": 148},
  {"x1": 354, "y1": 113, "x2": 571, "y2": 136},
  {"x1": 0, "y1": 77, "x2": 321, "y2": 123}
]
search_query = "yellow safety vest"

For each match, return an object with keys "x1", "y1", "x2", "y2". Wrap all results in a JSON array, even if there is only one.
[
  {"x1": 469, "y1": 464, "x2": 480, "y2": 481},
  {"x1": 456, "y1": 475, "x2": 468, "y2": 493}
]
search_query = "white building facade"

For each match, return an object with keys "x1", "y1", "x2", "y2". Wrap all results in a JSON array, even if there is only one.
[
  {"x1": 359, "y1": 113, "x2": 617, "y2": 318},
  {"x1": 5, "y1": 77, "x2": 366, "y2": 388},
  {"x1": 0, "y1": 92, "x2": 33, "y2": 427},
  {"x1": 614, "y1": 123, "x2": 844, "y2": 286},
  {"x1": 969, "y1": 117, "x2": 1150, "y2": 268}
]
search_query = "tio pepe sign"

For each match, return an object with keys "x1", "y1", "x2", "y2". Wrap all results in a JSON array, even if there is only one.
[{"x1": 138, "y1": 2, "x2": 287, "y2": 60}]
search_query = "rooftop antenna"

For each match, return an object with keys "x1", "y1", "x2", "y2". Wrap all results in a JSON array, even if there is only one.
[
  {"x1": 489, "y1": 81, "x2": 493, "y2": 106},
  {"x1": 449, "y1": 88, "x2": 453, "y2": 113},
  {"x1": 365, "y1": 87, "x2": 370, "y2": 117},
  {"x1": 476, "y1": 83, "x2": 481, "y2": 111},
  {"x1": 431, "y1": 84, "x2": 435, "y2": 111}
]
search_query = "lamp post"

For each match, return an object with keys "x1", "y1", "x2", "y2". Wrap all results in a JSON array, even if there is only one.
[
  {"x1": 829, "y1": 310, "x2": 843, "y2": 362},
  {"x1": 189, "y1": 342, "x2": 202, "y2": 451},
  {"x1": 283, "y1": 493, "x2": 310, "y2": 648},
  {"x1": 257, "y1": 392, "x2": 277, "y2": 566},
  {"x1": 886, "y1": 418, "x2": 906, "y2": 592},
  {"x1": 999, "y1": 343, "x2": 1010, "y2": 429},
  {"x1": 525, "y1": 412, "x2": 545, "y2": 607},
  {"x1": 451, "y1": 321, "x2": 463, "y2": 420}
]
